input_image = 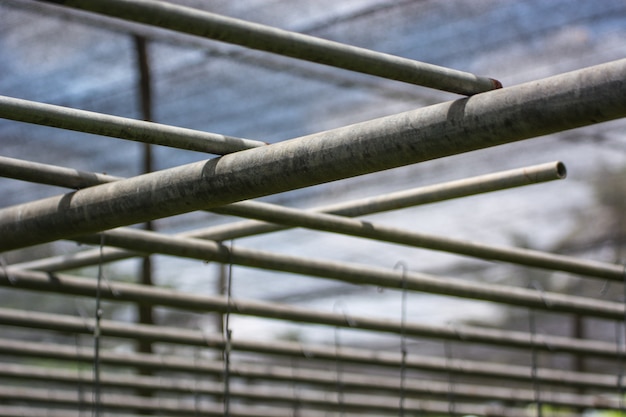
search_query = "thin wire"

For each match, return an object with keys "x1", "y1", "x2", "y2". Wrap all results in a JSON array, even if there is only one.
[
  {"x1": 615, "y1": 320, "x2": 625, "y2": 412},
  {"x1": 445, "y1": 340, "x2": 455, "y2": 417},
  {"x1": 75, "y1": 334, "x2": 86, "y2": 417},
  {"x1": 333, "y1": 301, "x2": 349, "y2": 417},
  {"x1": 223, "y1": 240, "x2": 234, "y2": 417},
  {"x1": 394, "y1": 261, "x2": 408, "y2": 417},
  {"x1": 291, "y1": 357, "x2": 300, "y2": 417},
  {"x1": 334, "y1": 326, "x2": 345, "y2": 416},
  {"x1": 529, "y1": 308, "x2": 542, "y2": 417},
  {"x1": 194, "y1": 348, "x2": 202, "y2": 417},
  {"x1": 618, "y1": 265, "x2": 626, "y2": 412},
  {"x1": 102, "y1": 271, "x2": 120, "y2": 298},
  {"x1": 600, "y1": 279, "x2": 612, "y2": 297},
  {"x1": 528, "y1": 281, "x2": 543, "y2": 417},
  {"x1": 75, "y1": 301, "x2": 92, "y2": 332},
  {"x1": 92, "y1": 235, "x2": 105, "y2": 417}
]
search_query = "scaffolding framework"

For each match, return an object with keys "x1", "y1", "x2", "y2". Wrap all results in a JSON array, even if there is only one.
[{"x1": 1, "y1": 1, "x2": 626, "y2": 416}]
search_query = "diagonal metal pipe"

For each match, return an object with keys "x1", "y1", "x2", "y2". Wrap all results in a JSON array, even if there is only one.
[
  {"x1": 0, "y1": 155, "x2": 563, "y2": 196},
  {"x1": 0, "y1": 155, "x2": 122, "y2": 189},
  {"x1": 1, "y1": 59, "x2": 625, "y2": 252},
  {"x1": 11, "y1": 156, "x2": 614, "y2": 283},
  {"x1": 208, "y1": 183, "x2": 625, "y2": 283},
  {"x1": 1, "y1": 154, "x2": 617, "y2": 283},
  {"x1": 34, "y1": 0, "x2": 500, "y2": 96},
  {"x1": 9, "y1": 161, "x2": 566, "y2": 272},
  {"x1": 0, "y1": 95, "x2": 267, "y2": 154}
]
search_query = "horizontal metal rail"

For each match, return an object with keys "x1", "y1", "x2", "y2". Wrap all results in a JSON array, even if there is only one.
[
  {"x1": 0, "y1": 384, "x2": 541, "y2": 417},
  {"x1": 0, "y1": 338, "x2": 617, "y2": 392},
  {"x1": 70, "y1": 227, "x2": 626, "y2": 321},
  {"x1": 0, "y1": 385, "x2": 324, "y2": 417},
  {"x1": 36, "y1": 0, "x2": 501, "y2": 95},
  {"x1": 0, "y1": 276, "x2": 621, "y2": 359},
  {"x1": 0, "y1": 406, "x2": 106, "y2": 417},
  {"x1": 212, "y1": 202, "x2": 626, "y2": 285},
  {"x1": 1, "y1": 362, "x2": 620, "y2": 411},
  {"x1": 0, "y1": 95, "x2": 266, "y2": 154},
  {"x1": 1, "y1": 59, "x2": 624, "y2": 252},
  {"x1": 0, "y1": 404, "x2": 340, "y2": 417},
  {"x1": 10, "y1": 161, "x2": 568, "y2": 271}
]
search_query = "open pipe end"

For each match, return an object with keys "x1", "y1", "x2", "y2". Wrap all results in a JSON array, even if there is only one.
[{"x1": 555, "y1": 161, "x2": 567, "y2": 179}]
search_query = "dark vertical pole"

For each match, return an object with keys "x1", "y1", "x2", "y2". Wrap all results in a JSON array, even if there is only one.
[
  {"x1": 216, "y1": 253, "x2": 228, "y2": 407},
  {"x1": 615, "y1": 195, "x2": 626, "y2": 412},
  {"x1": 217, "y1": 262, "x2": 226, "y2": 334},
  {"x1": 134, "y1": 35, "x2": 155, "y2": 407},
  {"x1": 573, "y1": 312, "x2": 586, "y2": 405},
  {"x1": 134, "y1": 35, "x2": 154, "y2": 356},
  {"x1": 135, "y1": 36, "x2": 153, "y2": 123}
]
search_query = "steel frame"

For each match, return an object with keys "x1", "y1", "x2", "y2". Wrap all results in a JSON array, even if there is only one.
[{"x1": 1, "y1": 2, "x2": 626, "y2": 416}]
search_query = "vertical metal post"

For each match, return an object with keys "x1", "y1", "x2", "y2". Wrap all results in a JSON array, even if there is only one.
[
  {"x1": 573, "y1": 312, "x2": 586, "y2": 409},
  {"x1": 134, "y1": 34, "x2": 154, "y2": 356},
  {"x1": 134, "y1": 35, "x2": 155, "y2": 409}
]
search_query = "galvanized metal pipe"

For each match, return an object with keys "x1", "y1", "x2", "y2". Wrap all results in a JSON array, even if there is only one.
[
  {"x1": 212, "y1": 208, "x2": 625, "y2": 282},
  {"x1": 0, "y1": 267, "x2": 622, "y2": 359},
  {"x1": 10, "y1": 161, "x2": 568, "y2": 272},
  {"x1": 0, "y1": 155, "x2": 122, "y2": 189},
  {"x1": 0, "y1": 337, "x2": 617, "y2": 392},
  {"x1": 3, "y1": 156, "x2": 618, "y2": 283},
  {"x1": 0, "y1": 384, "x2": 535, "y2": 417},
  {"x1": 1, "y1": 362, "x2": 620, "y2": 411},
  {"x1": 217, "y1": 161, "x2": 568, "y2": 219},
  {"x1": 208, "y1": 174, "x2": 623, "y2": 283},
  {"x1": 1, "y1": 59, "x2": 625, "y2": 252},
  {"x1": 0, "y1": 406, "x2": 91, "y2": 417},
  {"x1": 10, "y1": 245, "x2": 143, "y2": 272},
  {"x1": 0, "y1": 370, "x2": 418, "y2": 415},
  {"x1": 0, "y1": 403, "x2": 555, "y2": 417},
  {"x1": 0, "y1": 386, "x2": 292, "y2": 417},
  {"x1": 72, "y1": 227, "x2": 626, "y2": 321},
  {"x1": 0, "y1": 156, "x2": 564, "y2": 198},
  {"x1": 0, "y1": 405, "x2": 348, "y2": 417},
  {"x1": 0, "y1": 95, "x2": 266, "y2": 154},
  {"x1": 36, "y1": 0, "x2": 500, "y2": 96},
  {"x1": 197, "y1": 160, "x2": 572, "y2": 241},
  {"x1": 8, "y1": 157, "x2": 613, "y2": 283},
  {"x1": 0, "y1": 365, "x2": 495, "y2": 413}
]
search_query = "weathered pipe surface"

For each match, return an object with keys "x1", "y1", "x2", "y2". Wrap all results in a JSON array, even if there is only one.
[
  {"x1": 0, "y1": 59, "x2": 625, "y2": 251},
  {"x1": 0, "y1": 95, "x2": 266, "y2": 154},
  {"x1": 35, "y1": 0, "x2": 500, "y2": 96}
]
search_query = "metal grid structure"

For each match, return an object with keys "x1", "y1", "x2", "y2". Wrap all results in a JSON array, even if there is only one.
[{"x1": 1, "y1": 1, "x2": 626, "y2": 416}]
